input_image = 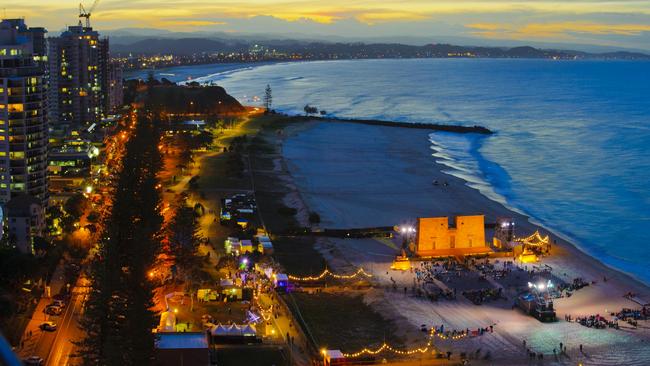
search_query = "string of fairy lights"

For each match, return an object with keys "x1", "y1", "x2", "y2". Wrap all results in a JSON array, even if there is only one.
[
  {"x1": 259, "y1": 267, "x2": 475, "y2": 359},
  {"x1": 516, "y1": 230, "x2": 549, "y2": 247},
  {"x1": 258, "y1": 304, "x2": 273, "y2": 321},
  {"x1": 288, "y1": 268, "x2": 373, "y2": 281},
  {"x1": 340, "y1": 328, "x2": 469, "y2": 358}
]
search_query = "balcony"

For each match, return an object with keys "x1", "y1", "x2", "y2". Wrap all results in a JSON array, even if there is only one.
[{"x1": 7, "y1": 94, "x2": 43, "y2": 104}]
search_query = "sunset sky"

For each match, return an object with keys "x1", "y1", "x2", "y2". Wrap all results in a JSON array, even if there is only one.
[{"x1": 8, "y1": 0, "x2": 650, "y2": 50}]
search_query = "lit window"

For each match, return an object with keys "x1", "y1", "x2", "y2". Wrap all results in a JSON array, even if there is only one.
[{"x1": 8, "y1": 104, "x2": 23, "y2": 112}]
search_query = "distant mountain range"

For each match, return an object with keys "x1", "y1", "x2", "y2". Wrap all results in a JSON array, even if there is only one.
[
  {"x1": 111, "y1": 36, "x2": 650, "y2": 60},
  {"x1": 105, "y1": 28, "x2": 650, "y2": 54}
]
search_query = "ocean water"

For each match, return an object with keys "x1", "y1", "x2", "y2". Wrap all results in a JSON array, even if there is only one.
[
  {"x1": 146, "y1": 59, "x2": 650, "y2": 284},
  {"x1": 124, "y1": 62, "x2": 268, "y2": 83}
]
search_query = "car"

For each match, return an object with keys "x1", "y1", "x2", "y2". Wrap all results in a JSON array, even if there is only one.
[
  {"x1": 39, "y1": 321, "x2": 57, "y2": 331},
  {"x1": 52, "y1": 299, "x2": 66, "y2": 308},
  {"x1": 45, "y1": 305, "x2": 62, "y2": 316},
  {"x1": 23, "y1": 356, "x2": 44, "y2": 365}
]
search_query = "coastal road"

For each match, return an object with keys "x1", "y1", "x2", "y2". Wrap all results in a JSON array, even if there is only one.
[
  {"x1": 23, "y1": 276, "x2": 89, "y2": 366},
  {"x1": 44, "y1": 282, "x2": 88, "y2": 366}
]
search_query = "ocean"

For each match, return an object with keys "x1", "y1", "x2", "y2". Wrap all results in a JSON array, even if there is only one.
[{"x1": 130, "y1": 59, "x2": 650, "y2": 284}]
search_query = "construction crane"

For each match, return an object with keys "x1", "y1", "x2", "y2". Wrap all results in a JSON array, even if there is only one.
[{"x1": 79, "y1": 0, "x2": 100, "y2": 28}]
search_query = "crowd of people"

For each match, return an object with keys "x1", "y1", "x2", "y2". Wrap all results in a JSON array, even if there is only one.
[
  {"x1": 463, "y1": 287, "x2": 505, "y2": 305},
  {"x1": 473, "y1": 259, "x2": 519, "y2": 279},
  {"x1": 414, "y1": 260, "x2": 467, "y2": 283},
  {"x1": 566, "y1": 306, "x2": 648, "y2": 330},
  {"x1": 555, "y1": 277, "x2": 589, "y2": 295},
  {"x1": 426, "y1": 323, "x2": 495, "y2": 338},
  {"x1": 573, "y1": 314, "x2": 618, "y2": 329}
]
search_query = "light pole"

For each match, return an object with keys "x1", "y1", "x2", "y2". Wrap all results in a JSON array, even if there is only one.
[{"x1": 399, "y1": 225, "x2": 416, "y2": 250}]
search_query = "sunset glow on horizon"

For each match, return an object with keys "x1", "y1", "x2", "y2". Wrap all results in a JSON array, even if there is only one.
[{"x1": 6, "y1": 0, "x2": 650, "y2": 49}]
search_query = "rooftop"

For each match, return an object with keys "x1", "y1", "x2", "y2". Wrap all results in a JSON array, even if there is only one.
[{"x1": 156, "y1": 332, "x2": 208, "y2": 350}]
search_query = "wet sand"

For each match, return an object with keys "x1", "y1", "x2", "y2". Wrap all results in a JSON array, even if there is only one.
[{"x1": 275, "y1": 120, "x2": 650, "y2": 365}]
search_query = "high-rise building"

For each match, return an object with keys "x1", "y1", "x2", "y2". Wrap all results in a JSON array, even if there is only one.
[
  {"x1": 107, "y1": 63, "x2": 123, "y2": 113},
  {"x1": 48, "y1": 24, "x2": 109, "y2": 128},
  {"x1": 0, "y1": 19, "x2": 49, "y2": 210}
]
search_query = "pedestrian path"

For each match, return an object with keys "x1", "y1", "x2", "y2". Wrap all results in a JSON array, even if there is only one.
[{"x1": 18, "y1": 260, "x2": 67, "y2": 358}]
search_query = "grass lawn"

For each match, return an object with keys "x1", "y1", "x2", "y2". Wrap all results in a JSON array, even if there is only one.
[
  {"x1": 288, "y1": 292, "x2": 402, "y2": 353},
  {"x1": 197, "y1": 152, "x2": 251, "y2": 191},
  {"x1": 271, "y1": 237, "x2": 326, "y2": 276}
]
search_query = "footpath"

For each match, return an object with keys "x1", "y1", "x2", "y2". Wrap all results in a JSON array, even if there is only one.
[{"x1": 17, "y1": 260, "x2": 68, "y2": 359}]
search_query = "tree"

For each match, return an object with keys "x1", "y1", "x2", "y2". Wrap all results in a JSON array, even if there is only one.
[
  {"x1": 264, "y1": 84, "x2": 273, "y2": 111},
  {"x1": 64, "y1": 193, "x2": 89, "y2": 219},
  {"x1": 304, "y1": 104, "x2": 318, "y2": 116},
  {"x1": 76, "y1": 112, "x2": 163, "y2": 365},
  {"x1": 308, "y1": 212, "x2": 321, "y2": 224}
]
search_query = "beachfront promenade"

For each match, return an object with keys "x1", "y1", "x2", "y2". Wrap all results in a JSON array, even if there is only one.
[{"x1": 151, "y1": 113, "x2": 650, "y2": 365}]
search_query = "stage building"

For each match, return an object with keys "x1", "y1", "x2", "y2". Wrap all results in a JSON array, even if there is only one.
[{"x1": 415, "y1": 215, "x2": 490, "y2": 257}]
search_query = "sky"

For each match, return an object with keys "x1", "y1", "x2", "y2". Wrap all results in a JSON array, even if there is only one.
[{"x1": 6, "y1": 0, "x2": 650, "y2": 50}]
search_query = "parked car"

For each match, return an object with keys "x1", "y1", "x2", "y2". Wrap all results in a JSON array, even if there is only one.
[
  {"x1": 51, "y1": 299, "x2": 66, "y2": 308},
  {"x1": 45, "y1": 305, "x2": 62, "y2": 316},
  {"x1": 23, "y1": 355, "x2": 44, "y2": 365},
  {"x1": 39, "y1": 321, "x2": 57, "y2": 331}
]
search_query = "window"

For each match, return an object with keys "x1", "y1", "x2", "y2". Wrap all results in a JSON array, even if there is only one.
[{"x1": 8, "y1": 104, "x2": 23, "y2": 112}]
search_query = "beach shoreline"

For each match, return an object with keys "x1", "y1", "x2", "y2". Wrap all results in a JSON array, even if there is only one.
[
  {"x1": 280, "y1": 118, "x2": 650, "y2": 293},
  {"x1": 266, "y1": 117, "x2": 650, "y2": 364}
]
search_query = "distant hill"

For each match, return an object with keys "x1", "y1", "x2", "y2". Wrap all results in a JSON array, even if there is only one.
[
  {"x1": 113, "y1": 38, "x2": 248, "y2": 55},
  {"x1": 123, "y1": 79, "x2": 245, "y2": 114},
  {"x1": 111, "y1": 37, "x2": 650, "y2": 60}
]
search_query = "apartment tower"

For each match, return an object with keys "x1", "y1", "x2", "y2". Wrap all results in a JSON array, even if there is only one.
[
  {"x1": 48, "y1": 23, "x2": 109, "y2": 128},
  {"x1": 0, "y1": 19, "x2": 49, "y2": 208}
]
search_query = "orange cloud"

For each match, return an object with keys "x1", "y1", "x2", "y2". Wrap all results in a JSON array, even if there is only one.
[
  {"x1": 467, "y1": 22, "x2": 650, "y2": 40},
  {"x1": 153, "y1": 20, "x2": 227, "y2": 28}
]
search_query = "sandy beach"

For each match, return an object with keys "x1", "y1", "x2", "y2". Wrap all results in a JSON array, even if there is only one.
[{"x1": 271, "y1": 119, "x2": 650, "y2": 365}]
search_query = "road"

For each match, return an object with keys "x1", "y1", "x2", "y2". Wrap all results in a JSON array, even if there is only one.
[
  {"x1": 18, "y1": 275, "x2": 89, "y2": 366},
  {"x1": 17, "y1": 112, "x2": 134, "y2": 365},
  {"x1": 44, "y1": 278, "x2": 89, "y2": 366}
]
